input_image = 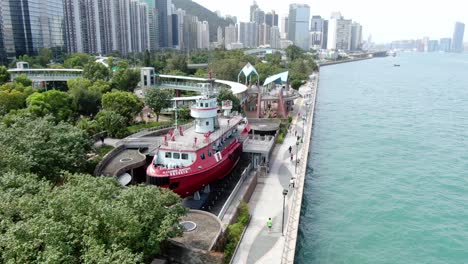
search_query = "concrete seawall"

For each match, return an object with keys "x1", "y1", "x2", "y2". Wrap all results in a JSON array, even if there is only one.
[
  {"x1": 319, "y1": 57, "x2": 373, "y2": 67},
  {"x1": 281, "y1": 73, "x2": 319, "y2": 263}
]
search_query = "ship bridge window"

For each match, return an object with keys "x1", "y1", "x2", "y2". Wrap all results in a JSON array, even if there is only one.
[
  {"x1": 208, "y1": 150, "x2": 212, "y2": 157},
  {"x1": 165, "y1": 152, "x2": 172, "y2": 158},
  {"x1": 182, "y1": 153, "x2": 189, "y2": 160},
  {"x1": 206, "y1": 121, "x2": 209, "y2": 126},
  {"x1": 173, "y1": 153, "x2": 180, "y2": 159},
  {"x1": 205, "y1": 103, "x2": 208, "y2": 107},
  {"x1": 200, "y1": 152, "x2": 205, "y2": 160}
]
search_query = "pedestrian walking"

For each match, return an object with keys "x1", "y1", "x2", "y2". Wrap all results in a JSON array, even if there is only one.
[
  {"x1": 289, "y1": 145, "x2": 292, "y2": 153},
  {"x1": 290, "y1": 154, "x2": 293, "y2": 161},
  {"x1": 289, "y1": 178, "x2": 295, "y2": 188},
  {"x1": 100, "y1": 135, "x2": 105, "y2": 145},
  {"x1": 267, "y1": 218, "x2": 273, "y2": 232},
  {"x1": 295, "y1": 130, "x2": 297, "y2": 137}
]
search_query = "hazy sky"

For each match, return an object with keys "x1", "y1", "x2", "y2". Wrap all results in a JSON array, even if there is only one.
[{"x1": 192, "y1": 0, "x2": 467, "y2": 43}]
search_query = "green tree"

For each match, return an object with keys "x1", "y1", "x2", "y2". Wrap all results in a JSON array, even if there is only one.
[
  {"x1": 0, "y1": 66, "x2": 10, "y2": 85},
  {"x1": 90, "y1": 79, "x2": 112, "y2": 94},
  {"x1": 67, "y1": 78, "x2": 103, "y2": 116},
  {"x1": 95, "y1": 110, "x2": 128, "y2": 138},
  {"x1": 165, "y1": 54, "x2": 188, "y2": 74},
  {"x1": 64, "y1": 53, "x2": 93, "y2": 69},
  {"x1": 286, "y1": 45, "x2": 304, "y2": 61},
  {"x1": 36, "y1": 48, "x2": 52, "y2": 67},
  {"x1": 0, "y1": 116, "x2": 92, "y2": 180},
  {"x1": 102, "y1": 91, "x2": 143, "y2": 123},
  {"x1": 144, "y1": 88, "x2": 173, "y2": 122},
  {"x1": 76, "y1": 117, "x2": 99, "y2": 135},
  {"x1": 290, "y1": 79, "x2": 303, "y2": 90},
  {"x1": 111, "y1": 61, "x2": 140, "y2": 92},
  {"x1": 217, "y1": 88, "x2": 240, "y2": 111},
  {"x1": 0, "y1": 90, "x2": 28, "y2": 115},
  {"x1": 0, "y1": 172, "x2": 186, "y2": 263},
  {"x1": 83, "y1": 62, "x2": 111, "y2": 81},
  {"x1": 265, "y1": 52, "x2": 282, "y2": 66},
  {"x1": 14, "y1": 74, "x2": 32, "y2": 87},
  {"x1": 26, "y1": 90, "x2": 74, "y2": 122}
]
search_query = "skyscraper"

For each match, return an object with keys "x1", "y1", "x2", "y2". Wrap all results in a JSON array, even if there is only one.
[
  {"x1": 322, "y1": 20, "x2": 328, "y2": 49},
  {"x1": 182, "y1": 14, "x2": 198, "y2": 51},
  {"x1": 265, "y1": 11, "x2": 278, "y2": 27},
  {"x1": 451, "y1": 22, "x2": 465, "y2": 53},
  {"x1": 156, "y1": 0, "x2": 172, "y2": 48},
  {"x1": 197, "y1": 21, "x2": 209, "y2": 49},
  {"x1": 1, "y1": 0, "x2": 65, "y2": 57},
  {"x1": 270, "y1": 26, "x2": 281, "y2": 49},
  {"x1": 0, "y1": 9, "x2": 5, "y2": 64},
  {"x1": 141, "y1": 0, "x2": 158, "y2": 51},
  {"x1": 439, "y1": 38, "x2": 452, "y2": 52},
  {"x1": 258, "y1": 23, "x2": 271, "y2": 46},
  {"x1": 239, "y1": 22, "x2": 259, "y2": 48},
  {"x1": 249, "y1": 1, "x2": 259, "y2": 22},
  {"x1": 327, "y1": 13, "x2": 352, "y2": 50},
  {"x1": 174, "y1": 8, "x2": 185, "y2": 50},
  {"x1": 217, "y1": 26, "x2": 223, "y2": 46},
  {"x1": 310, "y1": 15, "x2": 324, "y2": 48},
  {"x1": 224, "y1": 24, "x2": 238, "y2": 49},
  {"x1": 288, "y1": 4, "x2": 310, "y2": 50},
  {"x1": 281, "y1": 16, "x2": 289, "y2": 39},
  {"x1": 350, "y1": 22, "x2": 362, "y2": 51},
  {"x1": 253, "y1": 9, "x2": 265, "y2": 25}
]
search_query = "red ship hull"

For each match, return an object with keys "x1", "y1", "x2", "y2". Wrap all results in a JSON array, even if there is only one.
[{"x1": 147, "y1": 140, "x2": 243, "y2": 198}]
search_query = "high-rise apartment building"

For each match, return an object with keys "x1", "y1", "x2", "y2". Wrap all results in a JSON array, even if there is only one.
[
  {"x1": 258, "y1": 23, "x2": 271, "y2": 46},
  {"x1": 224, "y1": 24, "x2": 238, "y2": 49},
  {"x1": 288, "y1": 4, "x2": 310, "y2": 50},
  {"x1": 451, "y1": 22, "x2": 465, "y2": 53},
  {"x1": 327, "y1": 12, "x2": 352, "y2": 50},
  {"x1": 141, "y1": 0, "x2": 158, "y2": 51},
  {"x1": 197, "y1": 21, "x2": 209, "y2": 49},
  {"x1": 182, "y1": 14, "x2": 198, "y2": 51},
  {"x1": 439, "y1": 38, "x2": 451, "y2": 52},
  {"x1": 281, "y1": 16, "x2": 289, "y2": 39},
  {"x1": 270, "y1": 26, "x2": 281, "y2": 49},
  {"x1": 1, "y1": 0, "x2": 65, "y2": 57},
  {"x1": 217, "y1": 26, "x2": 223, "y2": 46},
  {"x1": 350, "y1": 22, "x2": 362, "y2": 51},
  {"x1": 239, "y1": 22, "x2": 259, "y2": 48}
]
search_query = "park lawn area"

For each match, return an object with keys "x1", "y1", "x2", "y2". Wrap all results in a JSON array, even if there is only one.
[{"x1": 127, "y1": 121, "x2": 173, "y2": 134}]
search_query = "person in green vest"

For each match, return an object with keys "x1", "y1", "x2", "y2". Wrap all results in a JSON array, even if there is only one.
[{"x1": 267, "y1": 218, "x2": 273, "y2": 233}]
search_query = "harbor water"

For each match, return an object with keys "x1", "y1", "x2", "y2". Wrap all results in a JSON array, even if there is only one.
[{"x1": 296, "y1": 53, "x2": 468, "y2": 263}]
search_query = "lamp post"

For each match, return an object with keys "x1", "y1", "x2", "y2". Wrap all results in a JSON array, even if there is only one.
[
  {"x1": 295, "y1": 140, "x2": 299, "y2": 173},
  {"x1": 282, "y1": 189, "x2": 288, "y2": 236}
]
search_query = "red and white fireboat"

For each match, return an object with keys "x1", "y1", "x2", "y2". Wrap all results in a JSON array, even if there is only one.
[{"x1": 146, "y1": 94, "x2": 249, "y2": 198}]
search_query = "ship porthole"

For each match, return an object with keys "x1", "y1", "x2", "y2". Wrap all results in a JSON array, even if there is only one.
[{"x1": 120, "y1": 158, "x2": 133, "y2": 162}]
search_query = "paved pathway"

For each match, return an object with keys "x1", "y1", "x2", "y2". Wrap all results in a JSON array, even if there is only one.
[
  {"x1": 93, "y1": 138, "x2": 120, "y2": 148},
  {"x1": 232, "y1": 83, "x2": 314, "y2": 264}
]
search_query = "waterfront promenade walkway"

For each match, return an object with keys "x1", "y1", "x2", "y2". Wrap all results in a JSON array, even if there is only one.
[{"x1": 232, "y1": 81, "x2": 316, "y2": 264}]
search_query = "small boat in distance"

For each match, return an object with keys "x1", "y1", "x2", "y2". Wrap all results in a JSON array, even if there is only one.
[{"x1": 394, "y1": 64, "x2": 401, "y2": 67}]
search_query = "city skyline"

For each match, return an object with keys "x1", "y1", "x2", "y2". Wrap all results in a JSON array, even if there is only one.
[{"x1": 193, "y1": 0, "x2": 467, "y2": 43}]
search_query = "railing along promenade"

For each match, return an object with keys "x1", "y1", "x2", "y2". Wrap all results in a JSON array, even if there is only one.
[{"x1": 281, "y1": 76, "x2": 319, "y2": 263}]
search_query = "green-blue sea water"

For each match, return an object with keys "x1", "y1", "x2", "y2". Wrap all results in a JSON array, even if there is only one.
[{"x1": 296, "y1": 53, "x2": 468, "y2": 264}]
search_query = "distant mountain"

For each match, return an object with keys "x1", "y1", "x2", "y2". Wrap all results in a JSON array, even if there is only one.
[{"x1": 173, "y1": 0, "x2": 235, "y2": 42}]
